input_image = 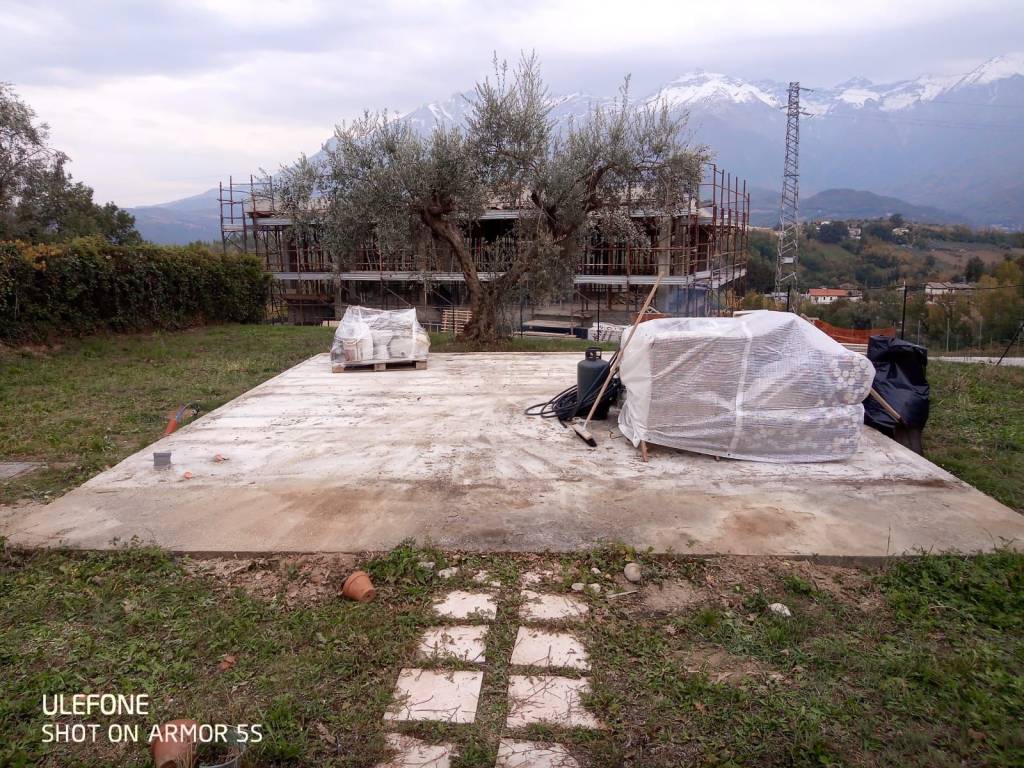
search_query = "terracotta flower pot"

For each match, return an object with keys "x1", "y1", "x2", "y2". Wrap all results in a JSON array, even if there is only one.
[
  {"x1": 151, "y1": 719, "x2": 198, "y2": 768},
  {"x1": 342, "y1": 570, "x2": 376, "y2": 602}
]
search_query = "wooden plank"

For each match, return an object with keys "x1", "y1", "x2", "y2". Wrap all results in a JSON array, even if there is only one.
[
  {"x1": 332, "y1": 359, "x2": 428, "y2": 373},
  {"x1": 441, "y1": 308, "x2": 473, "y2": 335}
]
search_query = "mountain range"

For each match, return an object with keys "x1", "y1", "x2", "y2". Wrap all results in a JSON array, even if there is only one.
[{"x1": 130, "y1": 53, "x2": 1024, "y2": 243}]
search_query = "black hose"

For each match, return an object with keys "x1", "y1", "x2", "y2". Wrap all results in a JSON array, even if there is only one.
[{"x1": 525, "y1": 352, "x2": 622, "y2": 423}]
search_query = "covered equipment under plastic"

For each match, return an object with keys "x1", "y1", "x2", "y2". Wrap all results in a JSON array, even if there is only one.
[
  {"x1": 617, "y1": 311, "x2": 876, "y2": 463},
  {"x1": 330, "y1": 306, "x2": 430, "y2": 366}
]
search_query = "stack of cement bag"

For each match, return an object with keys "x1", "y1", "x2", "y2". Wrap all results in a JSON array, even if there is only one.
[
  {"x1": 331, "y1": 306, "x2": 430, "y2": 365},
  {"x1": 617, "y1": 311, "x2": 876, "y2": 463}
]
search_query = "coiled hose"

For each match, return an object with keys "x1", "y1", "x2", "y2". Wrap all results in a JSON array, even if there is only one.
[{"x1": 525, "y1": 352, "x2": 622, "y2": 423}]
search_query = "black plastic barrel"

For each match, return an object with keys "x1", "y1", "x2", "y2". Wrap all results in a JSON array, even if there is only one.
[{"x1": 577, "y1": 347, "x2": 612, "y2": 420}]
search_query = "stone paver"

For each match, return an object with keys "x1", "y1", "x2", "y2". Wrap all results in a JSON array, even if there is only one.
[
  {"x1": 384, "y1": 586, "x2": 598, "y2": 762},
  {"x1": 384, "y1": 669, "x2": 484, "y2": 724},
  {"x1": 432, "y1": 590, "x2": 497, "y2": 621},
  {"x1": 510, "y1": 628, "x2": 589, "y2": 670},
  {"x1": 0, "y1": 461, "x2": 42, "y2": 480},
  {"x1": 519, "y1": 590, "x2": 588, "y2": 622},
  {"x1": 519, "y1": 569, "x2": 558, "y2": 587},
  {"x1": 417, "y1": 625, "x2": 488, "y2": 663},
  {"x1": 472, "y1": 570, "x2": 502, "y2": 588},
  {"x1": 496, "y1": 739, "x2": 580, "y2": 768},
  {"x1": 506, "y1": 675, "x2": 600, "y2": 729},
  {"x1": 378, "y1": 733, "x2": 456, "y2": 768}
]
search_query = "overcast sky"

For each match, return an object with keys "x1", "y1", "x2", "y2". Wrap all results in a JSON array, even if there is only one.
[{"x1": 2, "y1": 0, "x2": 1020, "y2": 206}]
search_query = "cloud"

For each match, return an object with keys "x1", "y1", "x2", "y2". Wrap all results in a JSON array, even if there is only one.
[{"x1": 2, "y1": 0, "x2": 1020, "y2": 205}]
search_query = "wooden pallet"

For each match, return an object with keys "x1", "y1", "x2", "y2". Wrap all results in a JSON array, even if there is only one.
[
  {"x1": 332, "y1": 359, "x2": 428, "y2": 373},
  {"x1": 441, "y1": 308, "x2": 473, "y2": 335}
]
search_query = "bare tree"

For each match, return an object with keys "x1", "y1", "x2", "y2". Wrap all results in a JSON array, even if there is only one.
[{"x1": 279, "y1": 54, "x2": 707, "y2": 343}]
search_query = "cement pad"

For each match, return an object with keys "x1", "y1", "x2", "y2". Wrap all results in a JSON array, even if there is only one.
[{"x1": 2, "y1": 353, "x2": 1022, "y2": 557}]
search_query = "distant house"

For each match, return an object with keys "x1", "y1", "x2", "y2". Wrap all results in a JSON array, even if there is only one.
[
  {"x1": 847, "y1": 226, "x2": 861, "y2": 240},
  {"x1": 806, "y1": 288, "x2": 862, "y2": 305},
  {"x1": 891, "y1": 227, "x2": 911, "y2": 241},
  {"x1": 925, "y1": 282, "x2": 972, "y2": 301}
]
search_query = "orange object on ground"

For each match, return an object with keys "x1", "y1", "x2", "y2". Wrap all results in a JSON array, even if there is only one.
[
  {"x1": 151, "y1": 719, "x2": 198, "y2": 768},
  {"x1": 342, "y1": 571, "x2": 376, "y2": 603},
  {"x1": 164, "y1": 403, "x2": 200, "y2": 436}
]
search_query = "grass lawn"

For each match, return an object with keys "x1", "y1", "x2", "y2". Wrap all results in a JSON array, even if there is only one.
[
  {"x1": 1, "y1": 326, "x2": 1022, "y2": 766},
  {"x1": 1, "y1": 542, "x2": 1021, "y2": 767},
  {"x1": 926, "y1": 361, "x2": 1024, "y2": 512}
]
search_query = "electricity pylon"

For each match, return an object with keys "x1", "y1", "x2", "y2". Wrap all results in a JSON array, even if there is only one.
[{"x1": 775, "y1": 82, "x2": 808, "y2": 303}]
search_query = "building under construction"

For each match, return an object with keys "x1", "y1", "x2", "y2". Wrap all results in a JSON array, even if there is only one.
[{"x1": 219, "y1": 162, "x2": 750, "y2": 331}]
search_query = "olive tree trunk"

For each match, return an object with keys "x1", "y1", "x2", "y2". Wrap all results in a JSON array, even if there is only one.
[{"x1": 461, "y1": 283, "x2": 502, "y2": 344}]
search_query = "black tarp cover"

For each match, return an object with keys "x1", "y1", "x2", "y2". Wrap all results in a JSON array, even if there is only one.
[{"x1": 863, "y1": 335, "x2": 930, "y2": 430}]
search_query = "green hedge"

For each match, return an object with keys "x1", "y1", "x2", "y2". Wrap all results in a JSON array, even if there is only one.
[{"x1": 0, "y1": 238, "x2": 270, "y2": 342}]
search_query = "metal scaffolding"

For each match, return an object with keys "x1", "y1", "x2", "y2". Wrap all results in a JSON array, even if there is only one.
[{"x1": 219, "y1": 162, "x2": 750, "y2": 323}]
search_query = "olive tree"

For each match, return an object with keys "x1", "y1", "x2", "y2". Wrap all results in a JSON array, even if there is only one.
[{"x1": 280, "y1": 55, "x2": 706, "y2": 343}]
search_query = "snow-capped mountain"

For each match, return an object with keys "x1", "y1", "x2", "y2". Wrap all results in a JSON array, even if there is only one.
[
  {"x1": 131, "y1": 54, "x2": 1024, "y2": 242},
  {"x1": 388, "y1": 55, "x2": 1024, "y2": 229},
  {"x1": 644, "y1": 71, "x2": 779, "y2": 109}
]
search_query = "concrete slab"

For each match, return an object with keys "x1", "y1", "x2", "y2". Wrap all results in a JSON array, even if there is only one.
[
  {"x1": 506, "y1": 675, "x2": 600, "y2": 729},
  {"x1": 520, "y1": 591, "x2": 589, "y2": 622},
  {"x1": 4, "y1": 353, "x2": 1022, "y2": 557},
  {"x1": 417, "y1": 625, "x2": 488, "y2": 663},
  {"x1": 384, "y1": 669, "x2": 483, "y2": 724},
  {"x1": 496, "y1": 739, "x2": 579, "y2": 768},
  {"x1": 378, "y1": 733, "x2": 456, "y2": 768},
  {"x1": 511, "y1": 628, "x2": 589, "y2": 670},
  {"x1": 432, "y1": 591, "x2": 498, "y2": 621}
]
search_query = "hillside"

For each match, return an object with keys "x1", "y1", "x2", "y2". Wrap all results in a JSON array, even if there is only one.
[
  {"x1": 799, "y1": 189, "x2": 966, "y2": 225},
  {"x1": 745, "y1": 223, "x2": 1024, "y2": 295},
  {"x1": 131, "y1": 53, "x2": 1024, "y2": 243},
  {"x1": 128, "y1": 188, "x2": 221, "y2": 245}
]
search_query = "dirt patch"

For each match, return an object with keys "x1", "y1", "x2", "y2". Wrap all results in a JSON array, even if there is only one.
[
  {"x1": 680, "y1": 643, "x2": 785, "y2": 685},
  {"x1": 639, "y1": 579, "x2": 704, "y2": 614},
  {"x1": 183, "y1": 553, "x2": 358, "y2": 606},
  {"x1": 701, "y1": 556, "x2": 879, "y2": 611},
  {"x1": 621, "y1": 556, "x2": 880, "y2": 616}
]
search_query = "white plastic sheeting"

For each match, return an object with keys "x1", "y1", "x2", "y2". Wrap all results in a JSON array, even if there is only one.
[
  {"x1": 331, "y1": 306, "x2": 430, "y2": 365},
  {"x1": 617, "y1": 311, "x2": 876, "y2": 463},
  {"x1": 588, "y1": 322, "x2": 626, "y2": 343}
]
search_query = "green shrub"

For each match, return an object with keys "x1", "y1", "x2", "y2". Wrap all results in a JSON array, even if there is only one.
[{"x1": 0, "y1": 237, "x2": 270, "y2": 342}]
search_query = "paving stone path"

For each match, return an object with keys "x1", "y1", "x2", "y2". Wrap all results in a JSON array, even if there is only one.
[{"x1": 378, "y1": 570, "x2": 598, "y2": 767}]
